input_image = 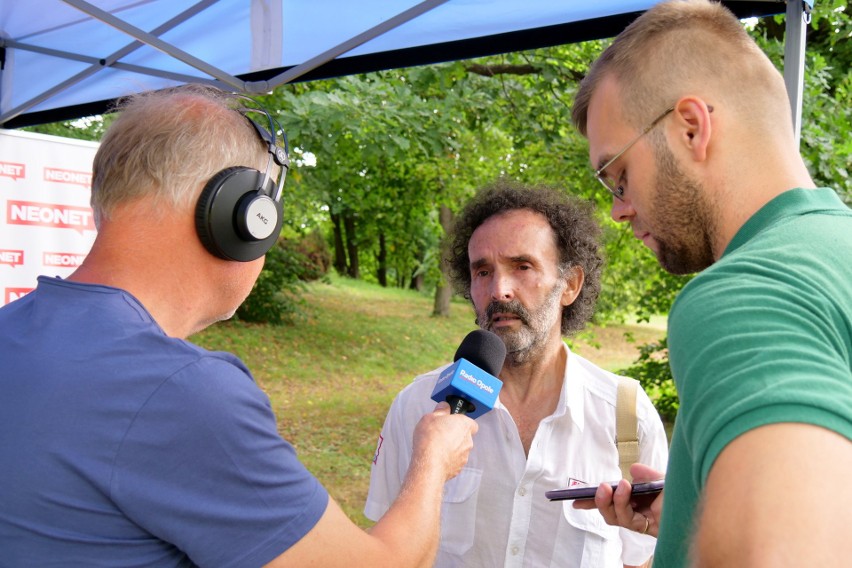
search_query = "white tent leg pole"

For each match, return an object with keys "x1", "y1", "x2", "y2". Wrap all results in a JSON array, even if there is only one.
[{"x1": 783, "y1": 0, "x2": 810, "y2": 148}]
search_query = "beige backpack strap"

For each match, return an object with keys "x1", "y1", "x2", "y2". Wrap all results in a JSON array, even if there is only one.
[{"x1": 616, "y1": 376, "x2": 640, "y2": 481}]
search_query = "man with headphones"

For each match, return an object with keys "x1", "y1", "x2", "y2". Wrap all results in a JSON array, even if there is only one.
[{"x1": 0, "y1": 84, "x2": 478, "y2": 567}]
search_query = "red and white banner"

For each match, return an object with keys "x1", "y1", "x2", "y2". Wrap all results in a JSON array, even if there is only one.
[{"x1": 0, "y1": 130, "x2": 99, "y2": 306}]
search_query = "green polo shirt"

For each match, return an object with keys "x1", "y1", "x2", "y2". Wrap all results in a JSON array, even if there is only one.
[{"x1": 654, "y1": 188, "x2": 852, "y2": 566}]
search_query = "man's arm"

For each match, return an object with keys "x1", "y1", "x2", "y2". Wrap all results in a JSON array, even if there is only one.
[
  {"x1": 691, "y1": 422, "x2": 852, "y2": 566},
  {"x1": 265, "y1": 402, "x2": 477, "y2": 568}
]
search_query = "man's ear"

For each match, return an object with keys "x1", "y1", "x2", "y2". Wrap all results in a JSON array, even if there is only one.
[
  {"x1": 562, "y1": 266, "x2": 584, "y2": 306},
  {"x1": 671, "y1": 96, "x2": 713, "y2": 162}
]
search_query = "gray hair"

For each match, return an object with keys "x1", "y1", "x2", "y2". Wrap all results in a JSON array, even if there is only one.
[{"x1": 90, "y1": 84, "x2": 268, "y2": 226}]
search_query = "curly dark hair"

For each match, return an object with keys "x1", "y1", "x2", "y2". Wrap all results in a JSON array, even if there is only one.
[{"x1": 444, "y1": 180, "x2": 604, "y2": 336}]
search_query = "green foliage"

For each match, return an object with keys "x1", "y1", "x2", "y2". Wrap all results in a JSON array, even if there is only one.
[
  {"x1": 595, "y1": 225, "x2": 693, "y2": 325},
  {"x1": 236, "y1": 243, "x2": 309, "y2": 325},
  {"x1": 23, "y1": 114, "x2": 112, "y2": 142},
  {"x1": 280, "y1": 231, "x2": 332, "y2": 282},
  {"x1": 753, "y1": 3, "x2": 852, "y2": 202},
  {"x1": 617, "y1": 337, "x2": 679, "y2": 423},
  {"x1": 19, "y1": 4, "x2": 852, "y2": 326}
]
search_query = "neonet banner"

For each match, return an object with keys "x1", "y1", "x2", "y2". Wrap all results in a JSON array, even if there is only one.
[{"x1": 0, "y1": 130, "x2": 99, "y2": 306}]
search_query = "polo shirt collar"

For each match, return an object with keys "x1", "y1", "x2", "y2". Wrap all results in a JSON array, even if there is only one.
[{"x1": 723, "y1": 187, "x2": 843, "y2": 258}]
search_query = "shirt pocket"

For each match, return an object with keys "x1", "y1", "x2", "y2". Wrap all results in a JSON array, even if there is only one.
[
  {"x1": 557, "y1": 504, "x2": 621, "y2": 568},
  {"x1": 439, "y1": 467, "x2": 483, "y2": 556},
  {"x1": 561, "y1": 502, "x2": 616, "y2": 538}
]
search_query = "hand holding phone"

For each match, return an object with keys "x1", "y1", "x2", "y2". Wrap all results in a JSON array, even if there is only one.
[{"x1": 545, "y1": 479, "x2": 665, "y2": 501}]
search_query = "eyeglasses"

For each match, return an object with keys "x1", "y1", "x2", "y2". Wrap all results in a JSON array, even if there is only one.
[
  {"x1": 594, "y1": 104, "x2": 713, "y2": 201},
  {"x1": 594, "y1": 106, "x2": 674, "y2": 201}
]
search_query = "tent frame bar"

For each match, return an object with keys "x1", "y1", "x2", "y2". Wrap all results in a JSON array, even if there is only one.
[
  {"x1": 0, "y1": 0, "x2": 449, "y2": 122},
  {"x1": 0, "y1": 0, "x2": 804, "y2": 129},
  {"x1": 2, "y1": 39, "x2": 221, "y2": 86},
  {"x1": 62, "y1": 0, "x2": 243, "y2": 86},
  {"x1": 257, "y1": 0, "x2": 450, "y2": 90},
  {"x1": 0, "y1": 0, "x2": 220, "y2": 124},
  {"x1": 783, "y1": 0, "x2": 811, "y2": 146}
]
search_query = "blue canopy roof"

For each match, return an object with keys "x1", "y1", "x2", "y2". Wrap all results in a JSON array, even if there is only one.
[{"x1": 0, "y1": 0, "x2": 787, "y2": 129}]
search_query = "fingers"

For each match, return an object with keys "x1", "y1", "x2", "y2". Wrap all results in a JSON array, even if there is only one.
[
  {"x1": 428, "y1": 401, "x2": 479, "y2": 437},
  {"x1": 592, "y1": 481, "x2": 619, "y2": 525},
  {"x1": 612, "y1": 480, "x2": 642, "y2": 529},
  {"x1": 615, "y1": 479, "x2": 662, "y2": 537},
  {"x1": 630, "y1": 462, "x2": 665, "y2": 483},
  {"x1": 571, "y1": 498, "x2": 598, "y2": 510},
  {"x1": 572, "y1": 477, "x2": 662, "y2": 538},
  {"x1": 413, "y1": 405, "x2": 479, "y2": 480}
]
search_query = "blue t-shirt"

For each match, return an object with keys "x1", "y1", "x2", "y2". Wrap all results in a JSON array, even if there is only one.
[{"x1": 0, "y1": 277, "x2": 328, "y2": 567}]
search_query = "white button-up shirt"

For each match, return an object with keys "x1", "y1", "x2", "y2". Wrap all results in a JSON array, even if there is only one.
[{"x1": 365, "y1": 344, "x2": 669, "y2": 567}]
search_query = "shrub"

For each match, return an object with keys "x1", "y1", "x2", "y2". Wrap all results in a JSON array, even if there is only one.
[
  {"x1": 236, "y1": 243, "x2": 308, "y2": 325},
  {"x1": 281, "y1": 231, "x2": 332, "y2": 282},
  {"x1": 618, "y1": 337, "x2": 680, "y2": 423}
]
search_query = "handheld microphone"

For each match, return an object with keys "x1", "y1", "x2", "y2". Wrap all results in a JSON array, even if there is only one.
[{"x1": 431, "y1": 329, "x2": 505, "y2": 418}]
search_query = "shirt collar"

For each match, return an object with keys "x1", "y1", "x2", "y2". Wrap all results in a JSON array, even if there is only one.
[
  {"x1": 554, "y1": 342, "x2": 586, "y2": 432},
  {"x1": 491, "y1": 342, "x2": 588, "y2": 431},
  {"x1": 723, "y1": 188, "x2": 846, "y2": 258}
]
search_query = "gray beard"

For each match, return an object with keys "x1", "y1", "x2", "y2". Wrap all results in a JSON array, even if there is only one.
[{"x1": 480, "y1": 281, "x2": 565, "y2": 366}]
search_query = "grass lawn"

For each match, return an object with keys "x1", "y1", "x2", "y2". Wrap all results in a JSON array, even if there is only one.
[{"x1": 191, "y1": 275, "x2": 667, "y2": 528}]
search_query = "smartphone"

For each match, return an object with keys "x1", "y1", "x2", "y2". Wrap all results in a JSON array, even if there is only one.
[{"x1": 545, "y1": 479, "x2": 665, "y2": 501}]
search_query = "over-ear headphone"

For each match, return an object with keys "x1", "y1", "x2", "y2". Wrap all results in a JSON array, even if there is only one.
[{"x1": 195, "y1": 95, "x2": 290, "y2": 262}]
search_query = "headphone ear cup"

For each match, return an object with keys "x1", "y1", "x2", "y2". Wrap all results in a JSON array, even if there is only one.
[{"x1": 195, "y1": 166, "x2": 283, "y2": 262}]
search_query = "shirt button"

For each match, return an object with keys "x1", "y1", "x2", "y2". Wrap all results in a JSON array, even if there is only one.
[
  {"x1": 518, "y1": 487, "x2": 527, "y2": 496},
  {"x1": 511, "y1": 546, "x2": 519, "y2": 555}
]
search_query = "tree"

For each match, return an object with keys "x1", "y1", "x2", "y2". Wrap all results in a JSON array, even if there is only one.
[
  {"x1": 755, "y1": 1, "x2": 852, "y2": 203},
  {"x1": 20, "y1": 3, "x2": 850, "y2": 342},
  {"x1": 24, "y1": 114, "x2": 112, "y2": 141}
]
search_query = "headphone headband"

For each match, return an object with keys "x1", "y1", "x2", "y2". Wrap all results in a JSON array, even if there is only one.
[
  {"x1": 236, "y1": 99, "x2": 290, "y2": 202},
  {"x1": 194, "y1": 95, "x2": 290, "y2": 262}
]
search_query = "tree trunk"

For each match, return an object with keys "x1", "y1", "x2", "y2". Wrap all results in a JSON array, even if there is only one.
[
  {"x1": 432, "y1": 204, "x2": 454, "y2": 317},
  {"x1": 343, "y1": 212, "x2": 360, "y2": 279},
  {"x1": 377, "y1": 231, "x2": 387, "y2": 287},
  {"x1": 330, "y1": 210, "x2": 348, "y2": 276}
]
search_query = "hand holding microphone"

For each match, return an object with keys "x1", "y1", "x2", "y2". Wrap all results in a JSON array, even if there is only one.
[
  {"x1": 431, "y1": 329, "x2": 505, "y2": 418},
  {"x1": 409, "y1": 330, "x2": 506, "y2": 482},
  {"x1": 411, "y1": 401, "x2": 479, "y2": 482}
]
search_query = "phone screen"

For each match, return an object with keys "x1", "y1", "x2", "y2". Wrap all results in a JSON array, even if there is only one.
[{"x1": 545, "y1": 479, "x2": 665, "y2": 501}]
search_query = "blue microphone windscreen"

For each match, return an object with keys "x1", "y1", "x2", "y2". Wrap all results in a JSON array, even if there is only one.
[{"x1": 453, "y1": 329, "x2": 506, "y2": 376}]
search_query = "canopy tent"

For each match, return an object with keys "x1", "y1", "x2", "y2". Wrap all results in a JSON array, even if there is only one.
[{"x1": 1, "y1": 0, "x2": 808, "y2": 134}]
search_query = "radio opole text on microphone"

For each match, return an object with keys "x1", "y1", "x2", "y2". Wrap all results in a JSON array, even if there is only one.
[{"x1": 458, "y1": 368, "x2": 495, "y2": 394}]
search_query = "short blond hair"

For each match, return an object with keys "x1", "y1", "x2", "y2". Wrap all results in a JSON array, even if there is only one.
[{"x1": 572, "y1": 0, "x2": 788, "y2": 136}]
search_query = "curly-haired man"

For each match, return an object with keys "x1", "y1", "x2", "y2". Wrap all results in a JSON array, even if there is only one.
[{"x1": 366, "y1": 180, "x2": 668, "y2": 567}]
